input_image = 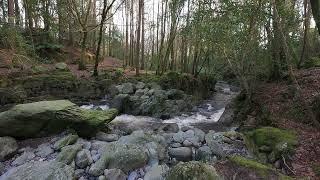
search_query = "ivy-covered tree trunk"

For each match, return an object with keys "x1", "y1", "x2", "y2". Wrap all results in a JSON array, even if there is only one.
[{"x1": 310, "y1": 0, "x2": 320, "y2": 35}]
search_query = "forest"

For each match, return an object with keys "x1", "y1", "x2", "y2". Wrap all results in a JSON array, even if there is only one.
[{"x1": 0, "y1": 0, "x2": 320, "y2": 180}]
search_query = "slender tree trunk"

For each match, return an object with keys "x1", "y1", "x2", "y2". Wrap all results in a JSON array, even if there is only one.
[
  {"x1": 310, "y1": 0, "x2": 320, "y2": 35},
  {"x1": 0, "y1": 0, "x2": 6, "y2": 22},
  {"x1": 135, "y1": 0, "x2": 143, "y2": 75},
  {"x1": 298, "y1": 0, "x2": 311, "y2": 68},
  {"x1": 125, "y1": 0, "x2": 129, "y2": 67},
  {"x1": 14, "y1": 0, "x2": 20, "y2": 26},
  {"x1": 8, "y1": 0, "x2": 14, "y2": 25},
  {"x1": 80, "y1": 31, "x2": 88, "y2": 70},
  {"x1": 141, "y1": 0, "x2": 145, "y2": 70}
]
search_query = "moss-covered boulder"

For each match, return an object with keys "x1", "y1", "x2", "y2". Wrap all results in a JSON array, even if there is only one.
[
  {"x1": 167, "y1": 161, "x2": 222, "y2": 180},
  {"x1": 244, "y1": 127, "x2": 298, "y2": 163},
  {"x1": 217, "y1": 156, "x2": 293, "y2": 180},
  {"x1": 0, "y1": 100, "x2": 118, "y2": 138}
]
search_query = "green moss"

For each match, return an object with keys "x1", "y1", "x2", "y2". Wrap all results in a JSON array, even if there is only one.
[
  {"x1": 245, "y1": 127, "x2": 298, "y2": 161},
  {"x1": 167, "y1": 161, "x2": 221, "y2": 180},
  {"x1": 230, "y1": 156, "x2": 293, "y2": 180}
]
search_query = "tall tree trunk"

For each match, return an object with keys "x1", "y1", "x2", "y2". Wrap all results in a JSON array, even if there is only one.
[
  {"x1": 8, "y1": 0, "x2": 14, "y2": 25},
  {"x1": 135, "y1": 0, "x2": 143, "y2": 75},
  {"x1": 298, "y1": 0, "x2": 311, "y2": 68},
  {"x1": 141, "y1": 0, "x2": 145, "y2": 70},
  {"x1": 125, "y1": 0, "x2": 129, "y2": 67},
  {"x1": 310, "y1": 0, "x2": 320, "y2": 35},
  {"x1": 14, "y1": 0, "x2": 20, "y2": 26},
  {"x1": 0, "y1": 0, "x2": 6, "y2": 22},
  {"x1": 79, "y1": 31, "x2": 88, "y2": 70},
  {"x1": 129, "y1": 0, "x2": 134, "y2": 66}
]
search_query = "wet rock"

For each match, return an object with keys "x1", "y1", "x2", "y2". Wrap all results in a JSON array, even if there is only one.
[
  {"x1": 0, "y1": 161, "x2": 74, "y2": 180},
  {"x1": 159, "y1": 123, "x2": 179, "y2": 133},
  {"x1": 104, "y1": 168, "x2": 126, "y2": 180},
  {"x1": 96, "y1": 132, "x2": 119, "y2": 142},
  {"x1": 128, "y1": 171, "x2": 138, "y2": 180},
  {"x1": 0, "y1": 137, "x2": 18, "y2": 161},
  {"x1": 53, "y1": 134, "x2": 79, "y2": 150},
  {"x1": 108, "y1": 85, "x2": 120, "y2": 97},
  {"x1": 35, "y1": 143, "x2": 54, "y2": 158},
  {"x1": 144, "y1": 164, "x2": 169, "y2": 180},
  {"x1": 136, "y1": 82, "x2": 146, "y2": 89},
  {"x1": 171, "y1": 143, "x2": 182, "y2": 148},
  {"x1": 99, "y1": 175, "x2": 107, "y2": 180},
  {"x1": 56, "y1": 144, "x2": 82, "y2": 165},
  {"x1": 76, "y1": 138, "x2": 92, "y2": 150},
  {"x1": 166, "y1": 89, "x2": 184, "y2": 100},
  {"x1": 173, "y1": 132, "x2": 184, "y2": 143},
  {"x1": 135, "y1": 89, "x2": 146, "y2": 97},
  {"x1": 194, "y1": 128, "x2": 205, "y2": 143},
  {"x1": 167, "y1": 161, "x2": 221, "y2": 180},
  {"x1": 183, "y1": 130, "x2": 195, "y2": 140},
  {"x1": 205, "y1": 131, "x2": 226, "y2": 158},
  {"x1": 195, "y1": 146, "x2": 213, "y2": 162},
  {"x1": 12, "y1": 151, "x2": 35, "y2": 166},
  {"x1": 168, "y1": 147, "x2": 192, "y2": 161},
  {"x1": 117, "y1": 83, "x2": 135, "y2": 94},
  {"x1": 110, "y1": 94, "x2": 130, "y2": 112},
  {"x1": 91, "y1": 141, "x2": 109, "y2": 151},
  {"x1": 75, "y1": 169, "x2": 85, "y2": 178},
  {"x1": 76, "y1": 149, "x2": 93, "y2": 168},
  {"x1": 0, "y1": 162, "x2": 4, "y2": 174},
  {"x1": 183, "y1": 140, "x2": 193, "y2": 147}
]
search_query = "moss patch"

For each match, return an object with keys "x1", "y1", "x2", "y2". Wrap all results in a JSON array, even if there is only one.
[
  {"x1": 313, "y1": 164, "x2": 320, "y2": 177},
  {"x1": 167, "y1": 161, "x2": 221, "y2": 180},
  {"x1": 230, "y1": 156, "x2": 293, "y2": 180},
  {"x1": 244, "y1": 127, "x2": 298, "y2": 163}
]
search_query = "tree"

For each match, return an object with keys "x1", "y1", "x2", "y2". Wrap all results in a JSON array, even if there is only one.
[
  {"x1": 7, "y1": 0, "x2": 14, "y2": 25},
  {"x1": 93, "y1": 0, "x2": 117, "y2": 76},
  {"x1": 310, "y1": 0, "x2": 320, "y2": 35},
  {"x1": 135, "y1": 0, "x2": 143, "y2": 75}
]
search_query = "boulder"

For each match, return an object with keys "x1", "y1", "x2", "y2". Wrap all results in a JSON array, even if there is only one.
[
  {"x1": 167, "y1": 161, "x2": 221, "y2": 180},
  {"x1": 0, "y1": 161, "x2": 74, "y2": 180},
  {"x1": 110, "y1": 94, "x2": 130, "y2": 113},
  {"x1": 0, "y1": 137, "x2": 18, "y2": 161},
  {"x1": 89, "y1": 144, "x2": 148, "y2": 176},
  {"x1": 75, "y1": 149, "x2": 93, "y2": 168},
  {"x1": 205, "y1": 132, "x2": 226, "y2": 158},
  {"x1": 136, "y1": 82, "x2": 146, "y2": 89},
  {"x1": 117, "y1": 83, "x2": 135, "y2": 94},
  {"x1": 196, "y1": 146, "x2": 213, "y2": 162},
  {"x1": 144, "y1": 164, "x2": 169, "y2": 180},
  {"x1": 0, "y1": 100, "x2": 118, "y2": 138},
  {"x1": 55, "y1": 144, "x2": 82, "y2": 165},
  {"x1": 55, "y1": 62, "x2": 68, "y2": 70},
  {"x1": 104, "y1": 169, "x2": 127, "y2": 180},
  {"x1": 168, "y1": 147, "x2": 193, "y2": 161}
]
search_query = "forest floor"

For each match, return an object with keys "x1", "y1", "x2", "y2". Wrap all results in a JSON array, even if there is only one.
[{"x1": 252, "y1": 68, "x2": 320, "y2": 179}]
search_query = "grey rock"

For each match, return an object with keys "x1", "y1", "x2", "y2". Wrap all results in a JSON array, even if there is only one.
[
  {"x1": 173, "y1": 132, "x2": 184, "y2": 143},
  {"x1": 104, "y1": 169, "x2": 126, "y2": 180},
  {"x1": 75, "y1": 169, "x2": 85, "y2": 178},
  {"x1": 35, "y1": 143, "x2": 54, "y2": 158},
  {"x1": 135, "y1": 89, "x2": 146, "y2": 97},
  {"x1": 0, "y1": 137, "x2": 18, "y2": 161},
  {"x1": 136, "y1": 82, "x2": 146, "y2": 89},
  {"x1": 0, "y1": 161, "x2": 74, "y2": 180},
  {"x1": 168, "y1": 147, "x2": 192, "y2": 161},
  {"x1": 76, "y1": 138, "x2": 92, "y2": 150},
  {"x1": 170, "y1": 143, "x2": 182, "y2": 148},
  {"x1": 12, "y1": 151, "x2": 35, "y2": 166},
  {"x1": 194, "y1": 128, "x2": 205, "y2": 143},
  {"x1": 98, "y1": 175, "x2": 107, "y2": 180},
  {"x1": 56, "y1": 144, "x2": 82, "y2": 165},
  {"x1": 110, "y1": 94, "x2": 130, "y2": 112},
  {"x1": 91, "y1": 141, "x2": 109, "y2": 150},
  {"x1": 0, "y1": 162, "x2": 4, "y2": 174},
  {"x1": 76, "y1": 149, "x2": 93, "y2": 168},
  {"x1": 55, "y1": 62, "x2": 68, "y2": 70},
  {"x1": 205, "y1": 132, "x2": 226, "y2": 159},
  {"x1": 53, "y1": 134, "x2": 79, "y2": 150},
  {"x1": 159, "y1": 123, "x2": 179, "y2": 133},
  {"x1": 96, "y1": 132, "x2": 119, "y2": 142},
  {"x1": 109, "y1": 85, "x2": 120, "y2": 97},
  {"x1": 195, "y1": 146, "x2": 212, "y2": 162},
  {"x1": 182, "y1": 140, "x2": 193, "y2": 147},
  {"x1": 183, "y1": 130, "x2": 195, "y2": 140},
  {"x1": 117, "y1": 83, "x2": 135, "y2": 94},
  {"x1": 144, "y1": 164, "x2": 169, "y2": 180}
]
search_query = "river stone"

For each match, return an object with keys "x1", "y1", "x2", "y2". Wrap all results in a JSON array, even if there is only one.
[
  {"x1": 0, "y1": 161, "x2": 74, "y2": 180},
  {"x1": 55, "y1": 62, "x2": 68, "y2": 70},
  {"x1": 136, "y1": 82, "x2": 146, "y2": 90},
  {"x1": 108, "y1": 85, "x2": 120, "y2": 97},
  {"x1": 75, "y1": 169, "x2": 85, "y2": 178},
  {"x1": 96, "y1": 132, "x2": 119, "y2": 142},
  {"x1": 54, "y1": 134, "x2": 79, "y2": 150},
  {"x1": 196, "y1": 146, "x2": 213, "y2": 162},
  {"x1": 56, "y1": 144, "x2": 82, "y2": 165},
  {"x1": 35, "y1": 143, "x2": 54, "y2": 158},
  {"x1": 205, "y1": 132, "x2": 226, "y2": 158},
  {"x1": 104, "y1": 169, "x2": 126, "y2": 180},
  {"x1": 0, "y1": 100, "x2": 118, "y2": 138},
  {"x1": 194, "y1": 128, "x2": 206, "y2": 143},
  {"x1": 12, "y1": 151, "x2": 35, "y2": 166},
  {"x1": 171, "y1": 143, "x2": 182, "y2": 148},
  {"x1": 144, "y1": 164, "x2": 169, "y2": 180},
  {"x1": 75, "y1": 149, "x2": 93, "y2": 168},
  {"x1": 183, "y1": 140, "x2": 193, "y2": 147},
  {"x1": 0, "y1": 137, "x2": 18, "y2": 161},
  {"x1": 168, "y1": 147, "x2": 192, "y2": 161},
  {"x1": 167, "y1": 161, "x2": 221, "y2": 180},
  {"x1": 89, "y1": 144, "x2": 148, "y2": 176},
  {"x1": 173, "y1": 132, "x2": 184, "y2": 143},
  {"x1": 0, "y1": 162, "x2": 4, "y2": 174},
  {"x1": 117, "y1": 83, "x2": 135, "y2": 94}
]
